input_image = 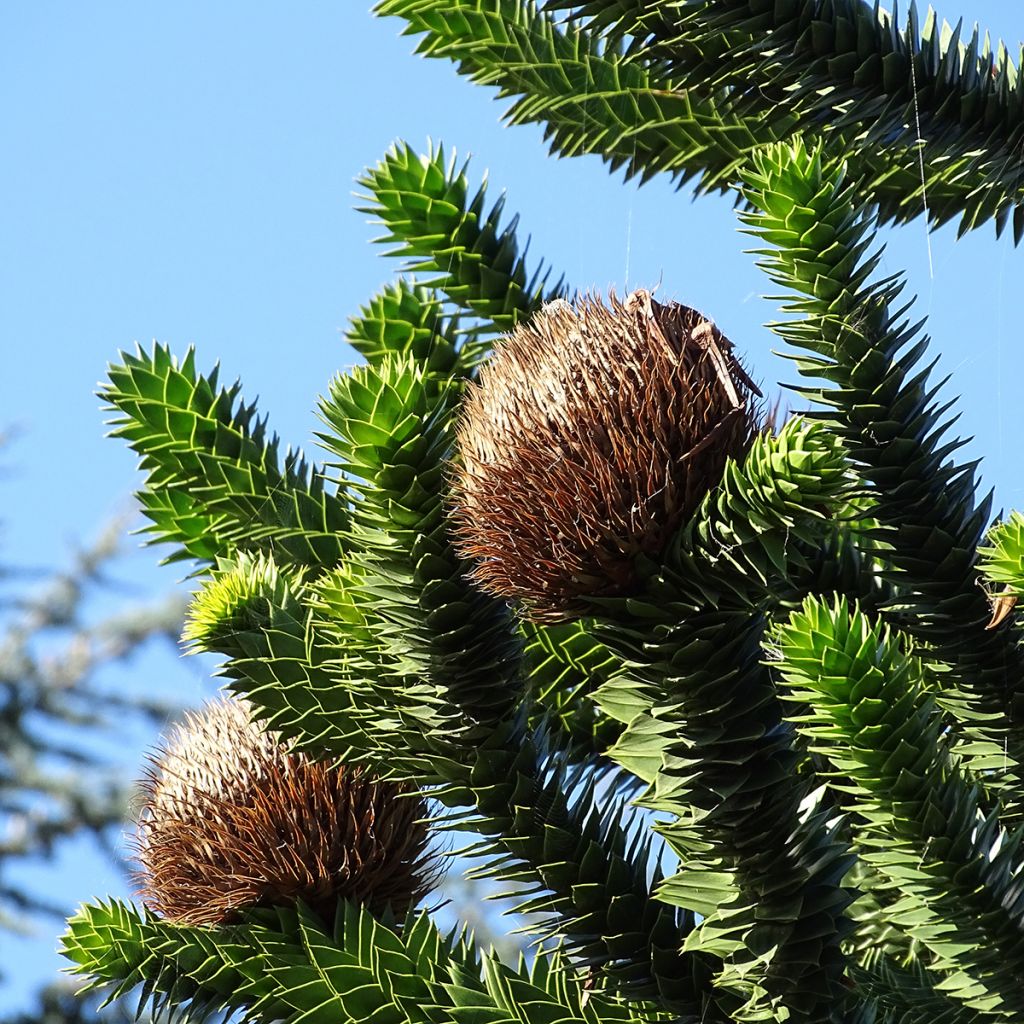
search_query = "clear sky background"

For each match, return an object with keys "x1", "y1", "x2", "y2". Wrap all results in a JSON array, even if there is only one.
[{"x1": 2, "y1": 0, "x2": 1022, "y2": 1010}]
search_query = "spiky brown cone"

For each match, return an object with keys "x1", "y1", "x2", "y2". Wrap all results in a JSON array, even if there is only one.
[
  {"x1": 135, "y1": 698, "x2": 438, "y2": 926},
  {"x1": 452, "y1": 290, "x2": 761, "y2": 620}
]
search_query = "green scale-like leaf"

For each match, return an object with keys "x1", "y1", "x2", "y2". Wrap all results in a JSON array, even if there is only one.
[
  {"x1": 102, "y1": 344, "x2": 348, "y2": 571},
  {"x1": 347, "y1": 278, "x2": 492, "y2": 377}
]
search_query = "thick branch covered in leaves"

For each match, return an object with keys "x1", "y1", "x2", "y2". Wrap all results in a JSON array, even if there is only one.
[
  {"x1": 358, "y1": 143, "x2": 565, "y2": 334},
  {"x1": 62, "y1": 899, "x2": 662, "y2": 1024},
  {"x1": 676, "y1": 0, "x2": 1024, "y2": 239},
  {"x1": 594, "y1": 421, "x2": 856, "y2": 1022},
  {"x1": 346, "y1": 278, "x2": 485, "y2": 377},
  {"x1": 376, "y1": 0, "x2": 774, "y2": 193},
  {"x1": 102, "y1": 345, "x2": 348, "y2": 570},
  {"x1": 739, "y1": 138, "x2": 1024, "y2": 805},
  {"x1": 381, "y1": 0, "x2": 1024, "y2": 241},
  {"x1": 777, "y1": 596, "x2": 1024, "y2": 1017}
]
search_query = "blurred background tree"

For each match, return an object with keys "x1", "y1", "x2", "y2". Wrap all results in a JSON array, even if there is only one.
[{"x1": 0, "y1": 435, "x2": 188, "y2": 1019}]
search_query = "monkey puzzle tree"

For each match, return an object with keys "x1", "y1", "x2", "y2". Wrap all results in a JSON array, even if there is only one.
[{"x1": 61, "y1": 2, "x2": 1024, "y2": 1022}]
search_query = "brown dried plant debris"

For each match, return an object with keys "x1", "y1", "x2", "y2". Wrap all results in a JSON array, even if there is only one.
[
  {"x1": 452, "y1": 290, "x2": 762, "y2": 620},
  {"x1": 134, "y1": 697, "x2": 438, "y2": 927}
]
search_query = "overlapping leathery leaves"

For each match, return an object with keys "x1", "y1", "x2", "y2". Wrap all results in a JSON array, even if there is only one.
[
  {"x1": 183, "y1": 553, "x2": 397, "y2": 763},
  {"x1": 850, "y1": 953, "x2": 987, "y2": 1024},
  {"x1": 182, "y1": 359, "x2": 516, "y2": 763},
  {"x1": 101, "y1": 345, "x2": 348, "y2": 570},
  {"x1": 442, "y1": 726, "x2": 714, "y2": 1013},
  {"x1": 190, "y1": 583, "x2": 709, "y2": 1009},
  {"x1": 739, "y1": 139, "x2": 1023, "y2": 806},
  {"x1": 93, "y1": 220, "x2": 655, "y2": 997},
  {"x1": 346, "y1": 278, "x2": 481, "y2": 377},
  {"x1": 62, "y1": 899, "x2": 662, "y2": 1024},
  {"x1": 590, "y1": 421, "x2": 856, "y2": 1022},
  {"x1": 549, "y1": 0, "x2": 1024, "y2": 239},
  {"x1": 376, "y1": 0, "x2": 771, "y2": 194},
  {"x1": 182, "y1": 560, "x2": 703, "y2": 1010},
  {"x1": 776, "y1": 596, "x2": 1024, "y2": 1017},
  {"x1": 72, "y1": 98, "x2": 1024, "y2": 1023},
  {"x1": 521, "y1": 619, "x2": 626, "y2": 762},
  {"x1": 358, "y1": 142, "x2": 565, "y2": 332},
  {"x1": 654, "y1": 0, "x2": 1024, "y2": 241},
  {"x1": 380, "y1": 0, "x2": 1024, "y2": 241}
]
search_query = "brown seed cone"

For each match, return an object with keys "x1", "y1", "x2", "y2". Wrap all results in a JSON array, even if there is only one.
[
  {"x1": 451, "y1": 290, "x2": 762, "y2": 620},
  {"x1": 134, "y1": 698, "x2": 438, "y2": 927}
]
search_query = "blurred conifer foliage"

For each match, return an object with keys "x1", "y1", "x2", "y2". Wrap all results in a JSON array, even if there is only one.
[
  {"x1": 0, "y1": 514, "x2": 186, "y2": 931},
  {"x1": 0, "y1": 444, "x2": 189, "y2": 1018}
]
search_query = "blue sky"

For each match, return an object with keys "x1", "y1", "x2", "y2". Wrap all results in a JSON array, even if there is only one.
[{"x1": 2, "y1": 0, "x2": 1023, "y2": 1010}]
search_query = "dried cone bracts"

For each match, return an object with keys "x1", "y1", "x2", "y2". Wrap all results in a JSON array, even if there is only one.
[
  {"x1": 135, "y1": 697, "x2": 437, "y2": 926},
  {"x1": 452, "y1": 290, "x2": 762, "y2": 620}
]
